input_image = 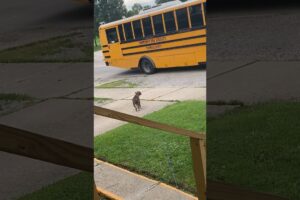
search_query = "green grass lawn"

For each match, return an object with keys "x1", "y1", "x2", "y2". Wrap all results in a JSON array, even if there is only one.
[
  {"x1": 94, "y1": 97, "x2": 113, "y2": 104},
  {"x1": 94, "y1": 101, "x2": 206, "y2": 193},
  {"x1": 0, "y1": 93, "x2": 36, "y2": 116},
  {"x1": 0, "y1": 93, "x2": 34, "y2": 101},
  {"x1": 96, "y1": 80, "x2": 138, "y2": 88},
  {"x1": 0, "y1": 33, "x2": 92, "y2": 63},
  {"x1": 18, "y1": 172, "x2": 93, "y2": 200},
  {"x1": 208, "y1": 102, "x2": 300, "y2": 199},
  {"x1": 94, "y1": 36, "x2": 102, "y2": 52}
]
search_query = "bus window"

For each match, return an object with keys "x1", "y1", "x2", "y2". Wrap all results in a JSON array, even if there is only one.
[
  {"x1": 118, "y1": 25, "x2": 125, "y2": 42},
  {"x1": 106, "y1": 28, "x2": 119, "y2": 44},
  {"x1": 189, "y1": 4, "x2": 203, "y2": 28},
  {"x1": 176, "y1": 8, "x2": 189, "y2": 30},
  {"x1": 142, "y1": 17, "x2": 153, "y2": 37},
  {"x1": 124, "y1": 22, "x2": 134, "y2": 41},
  {"x1": 153, "y1": 14, "x2": 164, "y2": 35},
  {"x1": 164, "y1": 11, "x2": 176, "y2": 33},
  {"x1": 133, "y1": 20, "x2": 143, "y2": 40}
]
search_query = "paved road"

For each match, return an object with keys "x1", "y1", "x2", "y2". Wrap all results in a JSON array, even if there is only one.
[
  {"x1": 207, "y1": 4, "x2": 300, "y2": 61},
  {"x1": 94, "y1": 52, "x2": 206, "y2": 88},
  {"x1": 206, "y1": 5, "x2": 300, "y2": 105},
  {"x1": 0, "y1": 0, "x2": 92, "y2": 50}
]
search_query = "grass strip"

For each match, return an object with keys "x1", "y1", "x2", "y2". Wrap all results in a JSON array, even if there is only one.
[
  {"x1": 18, "y1": 172, "x2": 93, "y2": 200},
  {"x1": 96, "y1": 80, "x2": 138, "y2": 88},
  {"x1": 94, "y1": 101, "x2": 206, "y2": 193},
  {"x1": 208, "y1": 102, "x2": 300, "y2": 199}
]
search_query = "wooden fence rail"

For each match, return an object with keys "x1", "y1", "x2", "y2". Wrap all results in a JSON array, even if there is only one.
[
  {"x1": 94, "y1": 106, "x2": 206, "y2": 200},
  {"x1": 94, "y1": 106, "x2": 205, "y2": 140},
  {"x1": 0, "y1": 107, "x2": 288, "y2": 200},
  {"x1": 0, "y1": 124, "x2": 93, "y2": 172}
]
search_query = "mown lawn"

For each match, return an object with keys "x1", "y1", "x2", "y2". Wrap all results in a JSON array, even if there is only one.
[
  {"x1": 94, "y1": 101, "x2": 206, "y2": 193},
  {"x1": 95, "y1": 79, "x2": 138, "y2": 88},
  {"x1": 208, "y1": 102, "x2": 300, "y2": 200},
  {"x1": 0, "y1": 33, "x2": 92, "y2": 63},
  {"x1": 18, "y1": 172, "x2": 93, "y2": 200}
]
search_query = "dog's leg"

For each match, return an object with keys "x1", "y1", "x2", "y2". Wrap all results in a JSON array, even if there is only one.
[{"x1": 134, "y1": 104, "x2": 138, "y2": 112}]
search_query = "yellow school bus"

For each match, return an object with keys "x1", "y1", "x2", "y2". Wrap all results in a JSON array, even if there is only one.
[{"x1": 99, "y1": 0, "x2": 206, "y2": 74}]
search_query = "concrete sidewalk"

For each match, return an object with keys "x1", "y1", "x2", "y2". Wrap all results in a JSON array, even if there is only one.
[
  {"x1": 208, "y1": 61, "x2": 300, "y2": 104},
  {"x1": 94, "y1": 159, "x2": 197, "y2": 200},
  {"x1": 95, "y1": 87, "x2": 206, "y2": 102},
  {"x1": 0, "y1": 63, "x2": 92, "y2": 200}
]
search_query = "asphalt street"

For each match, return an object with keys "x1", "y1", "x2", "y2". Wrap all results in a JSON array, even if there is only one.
[
  {"x1": 94, "y1": 52, "x2": 207, "y2": 88},
  {"x1": 207, "y1": 4, "x2": 300, "y2": 61},
  {"x1": 0, "y1": 0, "x2": 92, "y2": 50},
  {"x1": 207, "y1": 3, "x2": 300, "y2": 104}
]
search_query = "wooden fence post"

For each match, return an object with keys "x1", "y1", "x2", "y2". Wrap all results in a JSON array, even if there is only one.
[{"x1": 190, "y1": 138, "x2": 206, "y2": 200}]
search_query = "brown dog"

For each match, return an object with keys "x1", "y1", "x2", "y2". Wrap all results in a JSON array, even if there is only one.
[{"x1": 132, "y1": 91, "x2": 142, "y2": 111}]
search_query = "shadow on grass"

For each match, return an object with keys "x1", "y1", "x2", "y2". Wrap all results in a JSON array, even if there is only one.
[
  {"x1": 18, "y1": 172, "x2": 93, "y2": 200},
  {"x1": 208, "y1": 101, "x2": 300, "y2": 199},
  {"x1": 0, "y1": 33, "x2": 93, "y2": 63}
]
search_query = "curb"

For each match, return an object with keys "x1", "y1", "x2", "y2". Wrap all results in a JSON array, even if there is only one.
[{"x1": 94, "y1": 158, "x2": 197, "y2": 200}]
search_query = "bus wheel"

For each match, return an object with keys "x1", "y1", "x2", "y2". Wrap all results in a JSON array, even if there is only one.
[{"x1": 139, "y1": 58, "x2": 156, "y2": 74}]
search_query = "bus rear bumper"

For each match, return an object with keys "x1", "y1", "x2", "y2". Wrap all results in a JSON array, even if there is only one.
[{"x1": 198, "y1": 62, "x2": 206, "y2": 69}]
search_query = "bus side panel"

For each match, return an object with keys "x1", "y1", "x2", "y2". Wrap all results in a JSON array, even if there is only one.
[
  {"x1": 149, "y1": 45, "x2": 206, "y2": 68},
  {"x1": 112, "y1": 43, "x2": 206, "y2": 69},
  {"x1": 99, "y1": 28, "x2": 108, "y2": 48},
  {"x1": 117, "y1": 29, "x2": 206, "y2": 69},
  {"x1": 110, "y1": 58, "x2": 139, "y2": 69}
]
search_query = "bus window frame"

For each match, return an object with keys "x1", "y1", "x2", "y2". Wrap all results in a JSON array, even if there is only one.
[
  {"x1": 189, "y1": 3, "x2": 204, "y2": 29},
  {"x1": 131, "y1": 21, "x2": 136, "y2": 40},
  {"x1": 162, "y1": 13, "x2": 167, "y2": 34},
  {"x1": 133, "y1": 19, "x2": 143, "y2": 40},
  {"x1": 187, "y1": 6, "x2": 192, "y2": 29},
  {"x1": 105, "y1": 27, "x2": 119, "y2": 44},
  {"x1": 118, "y1": 24, "x2": 125, "y2": 42},
  {"x1": 124, "y1": 22, "x2": 134, "y2": 41},
  {"x1": 175, "y1": 7, "x2": 190, "y2": 32},
  {"x1": 122, "y1": 24, "x2": 127, "y2": 41},
  {"x1": 201, "y1": 3, "x2": 206, "y2": 26},
  {"x1": 152, "y1": 14, "x2": 165, "y2": 36},
  {"x1": 163, "y1": 10, "x2": 177, "y2": 33},
  {"x1": 142, "y1": 17, "x2": 154, "y2": 38}
]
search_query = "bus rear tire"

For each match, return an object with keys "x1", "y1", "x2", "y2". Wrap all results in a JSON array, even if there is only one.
[{"x1": 139, "y1": 58, "x2": 156, "y2": 74}]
